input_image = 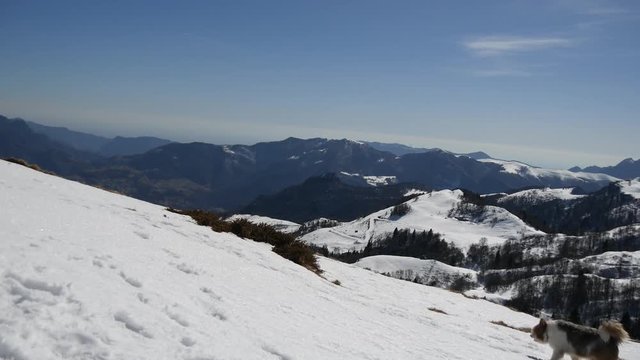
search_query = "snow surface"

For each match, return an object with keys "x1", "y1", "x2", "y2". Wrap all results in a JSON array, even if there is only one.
[
  {"x1": 619, "y1": 178, "x2": 640, "y2": 199},
  {"x1": 498, "y1": 187, "x2": 585, "y2": 204},
  {"x1": 339, "y1": 172, "x2": 397, "y2": 186},
  {"x1": 1, "y1": 160, "x2": 639, "y2": 360},
  {"x1": 478, "y1": 158, "x2": 619, "y2": 183},
  {"x1": 226, "y1": 214, "x2": 301, "y2": 234},
  {"x1": 404, "y1": 188, "x2": 428, "y2": 196},
  {"x1": 355, "y1": 255, "x2": 477, "y2": 288},
  {"x1": 580, "y1": 251, "x2": 640, "y2": 278},
  {"x1": 362, "y1": 175, "x2": 397, "y2": 186},
  {"x1": 301, "y1": 190, "x2": 543, "y2": 253}
]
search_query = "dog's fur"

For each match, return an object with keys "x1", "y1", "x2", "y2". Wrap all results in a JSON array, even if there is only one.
[{"x1": 531, "y1": 318, "x2": 629, "y2": 360}]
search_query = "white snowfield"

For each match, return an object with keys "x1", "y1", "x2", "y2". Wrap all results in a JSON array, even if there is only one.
[
  {"x1": 301, "y1": 189, "x2": 543, "y2": 253},
  {"x1": 478, "y1": 158, "x2": 619, "y2": 184},
  {"x1": 619, "y1": 178, "x2": 640, "y2": 199},
  {"x1": 339, "y1": 172, "x2": 398, "y2": 186},
  {"x1": 2, "y1": 160, "x2": 640, "y2": 360},
  {"x1": 226, "y1": 214, "x2": 301, "y2": 234},
  {"x1": 355, "y1": 255, "x2": 477, "y2": 288},
  {"x1": 498, "y1": 187, "x2": 585, "y2": 204}
]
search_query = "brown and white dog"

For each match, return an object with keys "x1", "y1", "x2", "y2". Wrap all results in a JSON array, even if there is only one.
[{"x1": 531, "y1": 318, "x2": 630, "y2": 360}]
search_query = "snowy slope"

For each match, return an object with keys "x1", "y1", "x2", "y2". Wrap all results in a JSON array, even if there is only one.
[
  {"x1": 339, "y1": 172, "x2": 398, "y2": 186},
  {"x1": 355, "y1": 255, "x2": 477, "y2": 288},
  {"x1": 301, "y1": 190, "x2": 543, "y2": 253},
  {"x1": 497, "y1": 187, "x2": 585, "y2": 204},
  {"x1": 580, "y1": 251, "x2": 640, "y2": 278},
  {"x1": 2, "y1": 160, "x2": 639, "y2": 360},
  {"x1": 618, "y1": 178, "x2": 640, "y2": 199},
  {"x1": 226, "y1": 214, "x2": 301, "y2": 233},
  {"x1": 478, "y1": 158, "x2": 619, "y2": 185}
]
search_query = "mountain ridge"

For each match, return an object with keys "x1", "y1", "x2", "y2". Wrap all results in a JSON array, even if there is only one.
[
  {"x1": 571, "y1": 158, "x2": 640, "y2": 180},
  {"x1": 0, "y1": 114, "x2": 625, "y2": 212}
]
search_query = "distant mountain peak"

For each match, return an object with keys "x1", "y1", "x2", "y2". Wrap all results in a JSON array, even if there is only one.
[
  {"x1": 464, "y1": 151, "x2": 492, "y2": 160},
  {"x1": 571, "y1": 157, "x2": 640, "y2": 180}
]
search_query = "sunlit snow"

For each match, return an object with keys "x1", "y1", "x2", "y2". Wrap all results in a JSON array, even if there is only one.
[
  {"x1": 1, "y1": 160, "x2": 638, "y2": 359},
  {"x1": 301, "y1": 190, "x2": 543, "y2": 253}
]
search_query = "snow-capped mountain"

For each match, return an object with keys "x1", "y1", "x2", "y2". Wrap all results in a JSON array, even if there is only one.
[
  {"x1": 1, "y1": 115, "x2": 623, "y2": 213},
  {"x1": 478, "y1": 158, "x2": 618, "y2": 190},
  {"x1": 300, "y1": 189, "x2": 543, "y2": 253},
  {"x1": 572, "y1": 158, "x2": 640, "y2": 180},
  {"x1": 487, "y1": 179, "x2": 640, "y2": 235},
  {"x1": 495, "y1": 187, "x2": 586, "y2": 205},
  {"x1": 6, "y1": 159, "x2": 631, "y2": 359}
]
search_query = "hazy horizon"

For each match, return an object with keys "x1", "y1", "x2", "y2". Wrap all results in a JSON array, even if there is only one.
[{"x1": 1, "y1": 1, "x2": 638, "y2": 169}]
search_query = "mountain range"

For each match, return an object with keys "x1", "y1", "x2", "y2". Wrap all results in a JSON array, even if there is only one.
[
  {"x1": 26, "y1": 120, "x2": 173, "y2": 156},
  {"x1": 0, "y1": 114, "x2": 634, "y2": 213},
  {"x1": 571, "y1": 158, "x2": 640, "y2": 180}
]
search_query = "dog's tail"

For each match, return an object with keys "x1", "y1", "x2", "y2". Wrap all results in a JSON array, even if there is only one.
[{"x1": 598, "y1": 320, "x2": 630, "y2": 345}]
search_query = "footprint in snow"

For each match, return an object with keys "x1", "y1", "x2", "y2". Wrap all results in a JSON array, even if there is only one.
[
  {"x1": 166, "y1": 306, "x2": 190, "y2": 327},
  {"x1": 211, "y1": 309, "x2": 227, "y2": 321},
  {"x1": 137, "y1": 293, "x2": 149, "y2": 304},
  {"x1": 181, "y1": 337, "x2": 196, "y2": 347},
  {"x1": 163, "y1": 248, "x2": 180, "y2": 259},
  {"x1": 114, "y1": 311, "x2": 153, "y2": 338},
  {"x1": 176, "y1": 263, "x2": 199, "y2": 275},
  {"x1": 133, "y1": 230, "x2": 150, "y2": 240},
  {"x1": 262, "y1": 345, "x2": 293, "y2": 360},
  {"x1": 200, "y1": 287, "x2": 222, "y2": 301},
  {"x1": 119, "y1": 272, "x2": 142, "y2": 288},
  {"x1": 6, "y1": 272, "x2": 64, "y2": 296}
]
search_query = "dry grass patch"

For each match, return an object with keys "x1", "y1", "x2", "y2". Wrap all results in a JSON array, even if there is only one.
[
  {"x1": 167, "y1": 208, "x2": 321, "y2": 274},
  {"x1": 4, "y1": 158, "x2": 52, "y2": 174}
]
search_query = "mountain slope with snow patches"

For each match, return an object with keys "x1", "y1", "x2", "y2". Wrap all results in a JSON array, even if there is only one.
[
  {"x1": 2, "y1": 160, "x2": 639, "y2": 360},
  {"x1": 301, "y1": 189, "x2": 543, "y2": 253},
  {"x1": 497, "y1": 187, "x2": 585, "y2": 204},
  {"x1": 478, "y1": 158, "x2": 618, "y2": 188},
  {"x1": 355, "y1": 255, "x2": 477, "y2": 289}
]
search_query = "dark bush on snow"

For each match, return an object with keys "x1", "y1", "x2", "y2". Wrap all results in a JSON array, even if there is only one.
[{"x1": 167, "y1": 208, "x2": 321, "y2": 273}]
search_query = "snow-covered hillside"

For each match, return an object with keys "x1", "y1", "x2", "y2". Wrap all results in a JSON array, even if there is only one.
[
  {"x1": 355, "y1": 255, "x2": 477, "y2": 289},
  {"x1": 478, "y1": 158, "x2": 618, "y2": 187},
  {"x1": 497, "y1": 187, "x2": 585, "y2": 204},
  {"x1": 226, "y1": 214, "x2": 301, "y2": 233},
  {"x1": 301, "y1": 189, "x2": 543, "y2": 253},
  {"x1": 339, "y1": 171, "x2": 398, "y2": 186},
  {"x1": 580, "y1": 251, "x2": 640, "y2": 278},
  {"x1": 2, "y1": 160, "x2": 639, "y2": 360}
]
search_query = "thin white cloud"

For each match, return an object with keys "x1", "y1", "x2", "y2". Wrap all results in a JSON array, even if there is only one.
[{"x1": 464, "y1": 36, "x2": 574, "y2": 56}]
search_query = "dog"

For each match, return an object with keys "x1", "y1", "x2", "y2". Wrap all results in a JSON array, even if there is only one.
[{"x1": 531, "y1": 318, "x2": 630, "y2": 360}]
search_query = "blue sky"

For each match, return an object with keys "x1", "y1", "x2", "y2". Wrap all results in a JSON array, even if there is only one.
[{"x1": 1, "y1": 0, "x2": 638, "y2": 168}]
